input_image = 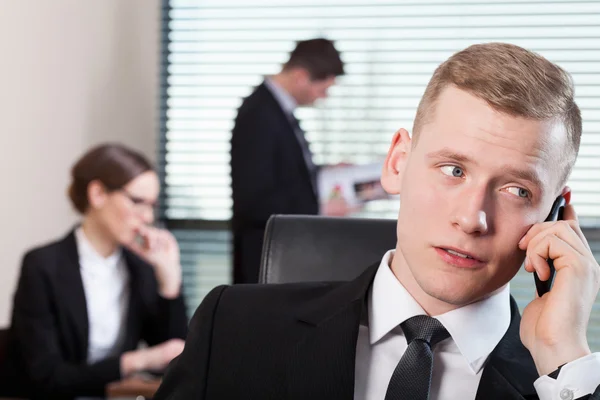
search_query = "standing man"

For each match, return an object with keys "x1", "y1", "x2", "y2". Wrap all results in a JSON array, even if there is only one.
[{"x1": 230, "y1": 38, "x2": 345, "y2": 283}]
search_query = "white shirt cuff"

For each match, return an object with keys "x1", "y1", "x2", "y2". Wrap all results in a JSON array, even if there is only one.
[{"x1": 534, "y1": 353, "x2": 600, "y2": 400}]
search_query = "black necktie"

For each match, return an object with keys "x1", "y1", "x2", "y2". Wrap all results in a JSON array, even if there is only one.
[{"x1": 384, "y1": 315, "x2": 450, "y2": 400}]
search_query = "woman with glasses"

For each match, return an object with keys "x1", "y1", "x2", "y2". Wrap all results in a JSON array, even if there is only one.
[{"x1": 5, "y1": 143, "x2": 188, "y2": 399}]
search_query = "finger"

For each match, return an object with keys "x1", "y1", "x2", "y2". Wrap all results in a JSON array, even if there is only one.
[
  {"x1": 525, "y1": 222, "x2": 588, "y2": 259},
  {"x1": 562, "y1": 203, "x2": 578, "y2": 222},
  {"x1": 523, "y1": 256, "x2": 536, "y2": 273},
  {"x1": 144, "y1": 227, "x2": 160, "y2": 250},
  {"x1": 164, "y1": 231, "x2": 178, "y2": 252},
  {"x1": 524, "y1": 243, "x2": 552, "y2": 281},
  {"x1": 161, "y1": 229, "x2": 174, "y2": 245},
  {"x1": 518, "y1": 203, "x2": 585, "y2": 251},
  {"x1": 519, "y1": 220, "x2": 588, "y2": 256},
  {"x1": 161, "y1": 229, "x2": 176, "y2": 243},
  {"x1": 527, "y1": 233, "x2": 576, "y2": 278},
  {"x1": 519, "y1": 222, "x2": 555, "y2": 250},
  {"x1": 136, "y1": 224, "x2": 151, "y2": 237},
  {"x1": 518, "y1": 204, "x2": 574, "y2": 250},
  {"x1": 135, "y1": 225, "x2": 152, "y2": 248},
  {"x1": 562, "y1": 204, "x2": 591, "y2": 252},
  {"x1": 158, "y1": 231, "x2": 170, "y2": 251},
  {"x1": 529, "y1": 253, "x2": 551, "y2": 282},
  {"x1": 555, "y1": 220, "x2": 590, "y2": 255},
  {"x1": 128, "y1": 240, "x2": 146, "y2": 257}
]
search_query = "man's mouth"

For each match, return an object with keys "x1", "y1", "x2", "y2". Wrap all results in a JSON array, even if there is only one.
[
  {"x1": 435, "y1": 246, "x2": 486, "y2": 267},
  {"x1": 444, "y1": 249, "x2": 475, "y2": 259}
]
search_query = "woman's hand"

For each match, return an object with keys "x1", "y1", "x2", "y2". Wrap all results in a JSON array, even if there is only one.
[{"x1": 128, "y1": 226, "x2": 182, "y2": 299}]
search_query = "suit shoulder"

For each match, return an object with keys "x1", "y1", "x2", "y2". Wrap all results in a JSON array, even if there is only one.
[
  {"x1": 236, "y1": 85, "x2": 279, "y2": 120},
  {"x1": 23, "y1": 238, "x2": 62, "y2": 262},
  {"x1": 20, "y1": 233, "x2": 73, "y2": 273},
  {"x1": 216, "y1": 282, "x2": 339, "y2": 317},
  {"x1": 239, "y1": 83, "x2": 269, "y2": 105}
]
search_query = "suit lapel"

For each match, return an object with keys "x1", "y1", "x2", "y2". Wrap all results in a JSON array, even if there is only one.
[
  {"x1": 475, "y1": 296, "x2": 539, "y2": 400},
  {"x1": 286, "y1": 263, "x2": 379, "y2": 400},
  {"x1": 56, "y1": 230, "x2": 89, "y2": 357}
]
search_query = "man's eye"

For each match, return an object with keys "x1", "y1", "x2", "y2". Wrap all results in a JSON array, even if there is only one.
[
  {"x1": 506, "y1": 187, "x2": 531, "y2": 199},
  {"x1": 440, "y1": 165, "x2": 464, "y2": 178}
]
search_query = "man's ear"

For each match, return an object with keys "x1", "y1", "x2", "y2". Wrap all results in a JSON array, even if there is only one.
[
  {"x1": 561, "y1": 185, "x2": 572, "y2": 205},
  {"x1": 381, "y1": 129, "x2": 412, "y2": 195},
  {"x1": 292, "y1": 67, "x2": 311, "y2": 85}
]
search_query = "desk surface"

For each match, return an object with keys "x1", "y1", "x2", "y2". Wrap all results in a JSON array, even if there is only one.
[
  {"x1": 106, "y1": 376, "x2": 161, "y2": 399},
  {"x1": 0, "y1": 377, "x2": 161, "y2": 400}
]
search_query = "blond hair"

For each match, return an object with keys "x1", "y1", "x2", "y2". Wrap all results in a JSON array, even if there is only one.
[{"x1": 413, "y1": 42, "x2": 581, "y2": 183}]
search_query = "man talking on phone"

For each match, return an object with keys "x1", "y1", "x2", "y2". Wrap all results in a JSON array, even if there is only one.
[{"x1": 155, "y1": 43, "x2": 600, "y2": 399}]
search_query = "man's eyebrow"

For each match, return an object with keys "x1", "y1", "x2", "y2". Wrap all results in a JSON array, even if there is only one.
[
  {"x1": 501, "y1": 167, "x2": 545, "y2": 189},
  {"x1": 426, "y1": 148, "x2": 544, "y2": 189},
  {"x1": 425, "y1": 148, "x2": 473, "y2": 164}
]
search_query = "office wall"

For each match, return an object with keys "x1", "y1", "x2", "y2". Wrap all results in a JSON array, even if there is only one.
[{"x1": 0, "y1": 0, "x2": 160, "y2": 326}]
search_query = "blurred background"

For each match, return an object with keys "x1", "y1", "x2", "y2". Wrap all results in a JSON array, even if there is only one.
[
  {"x1": 0, "y1": 0, "x2": 599, "y2": 348},
  {"x1": 0, "y1": 0, "x2": 160, "y2": 325}
]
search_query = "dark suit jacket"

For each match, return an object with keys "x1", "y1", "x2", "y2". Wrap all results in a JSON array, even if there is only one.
[
  {"x1": 230, "y1": 82, "x2": 319, "y2": 283},
  {"x1": 0, "y1": 230, "x2": 188, "y2": 399},
  {"x1": 154, "y1": 263, "x2": 600, "y2": 400}
]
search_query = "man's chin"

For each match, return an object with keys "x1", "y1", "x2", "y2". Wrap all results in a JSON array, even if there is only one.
[{"x1": 419, "y1": 279, "x2": 484, "y2": 308}]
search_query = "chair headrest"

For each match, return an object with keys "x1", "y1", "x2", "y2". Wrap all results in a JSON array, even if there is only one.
[{"x1": 259, "y1": 215, "x2": 397, "y2": 284}]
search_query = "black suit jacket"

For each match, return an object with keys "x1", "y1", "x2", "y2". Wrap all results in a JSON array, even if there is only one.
[
  {"x1": 1, "y1": 230, "x2": 188, "y2": 399},
  {"x1": 230, "y1": 82, "x2": 319, "y2": 283},
  {"x1": 155, "y1": 263, "x2": 600, "y2": 400}
]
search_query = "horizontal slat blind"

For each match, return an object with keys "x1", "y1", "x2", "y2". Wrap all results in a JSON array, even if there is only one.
[
  {"x1": 163, "y1": 0, "x2": 600, "y2": 222},
  {"x1": 169, "y1": 225, "x2": 231, "y2": 317},
  {"x1": 160, "y1": 0, "x2": 600, "y2": 351}
]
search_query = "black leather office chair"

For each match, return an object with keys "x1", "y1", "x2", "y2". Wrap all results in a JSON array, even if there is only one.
[{"x1": 259, "y1": 215, "x2": 397, "y2": 284}]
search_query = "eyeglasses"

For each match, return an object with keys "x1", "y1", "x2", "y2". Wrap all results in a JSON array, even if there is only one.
[{"x1": 118, "y1": 190, "x2": 157, "y2": 211}]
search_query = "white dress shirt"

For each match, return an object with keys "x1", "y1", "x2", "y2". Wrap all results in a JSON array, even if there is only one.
[
  {"x1": 264, "y1": 76, "x2": 297, "y2": 116},
  {"x1": 75, "y1": 228, "x2": 130, "y2": 365},
  {"x1": 354, "y1": 250, "x2": 600, "y2": 400}
]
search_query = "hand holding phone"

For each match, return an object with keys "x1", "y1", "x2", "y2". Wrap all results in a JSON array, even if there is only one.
[
  {"x1": 518, "y1": 193, "x2": 598, "y2": 375},
  {"x1": 533, "y1": 195, "x2": 566, "y2": 296}
]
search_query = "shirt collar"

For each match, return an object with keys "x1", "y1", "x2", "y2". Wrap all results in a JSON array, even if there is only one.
[
  {"x1": 75, "y1": 227, "x2": 122, "y2": 269},
  {"x1": 369, "y1": 250, "x2": 511, "y2": 374},
  {"x1": 264, "y1": 76, "x2": 297, "y2": 116}
]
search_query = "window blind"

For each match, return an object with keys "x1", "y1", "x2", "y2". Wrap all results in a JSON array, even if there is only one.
[{"x1": 160, "y1": 0, "x2": 600, "y2": 349}]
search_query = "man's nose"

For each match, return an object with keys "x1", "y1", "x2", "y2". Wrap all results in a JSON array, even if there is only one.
[{"x1": 450, "y1": 189, "x2": 489, "y2": 235}]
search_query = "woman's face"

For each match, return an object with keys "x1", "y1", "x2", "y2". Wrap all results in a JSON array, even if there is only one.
[{"x1": 91, "y1": 171, "x2": 160, "y2": 246}]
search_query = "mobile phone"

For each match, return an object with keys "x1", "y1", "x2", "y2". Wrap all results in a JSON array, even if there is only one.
[
  {"x1": 134, "y1": 233, "x2": 148, "y2": 247},
  {"x1": 533, "y1": 195, "x2": 566, "y2": 296}
]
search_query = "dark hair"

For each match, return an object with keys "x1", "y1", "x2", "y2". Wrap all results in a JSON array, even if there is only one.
[
  {"x1": 68, "y1": 143, "x2": 154, "y2": 213},
  {"x1": 283, "y1": 38, "x2": 345, "y2": 81}
]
